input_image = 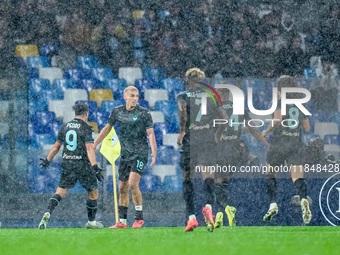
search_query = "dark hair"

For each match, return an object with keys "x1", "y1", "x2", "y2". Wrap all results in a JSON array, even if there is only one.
[
  {"x1": 276, "y1": 75, "x2": 301, "y2": 99},
  {"x1": 73, "y1": 103, "x2": 89, "y2": 116}
]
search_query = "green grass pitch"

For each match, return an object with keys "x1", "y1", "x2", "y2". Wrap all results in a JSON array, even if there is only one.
[{"x1": 0, "y1": 226, "x2": 339, "y2": 255}]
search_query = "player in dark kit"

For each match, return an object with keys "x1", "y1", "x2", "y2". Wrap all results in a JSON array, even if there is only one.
[
  {"x1": 94, "y1": 86, "x2": 157, "y2": 229},
  {"x1": 38, "y1": 103, "x2": 105, "y2": 229},
  {"x1": 177, "y1": 68, "x2": 227, "y2": 232},
  {"x1": 261, "y1": 75, "x2": 312, "y2": 224},
  {"x1": 213, "y1": 86, "x2": 269, "y2": 229}
]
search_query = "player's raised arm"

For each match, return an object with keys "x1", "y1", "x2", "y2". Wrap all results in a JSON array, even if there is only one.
[
  {"x1": 147, "y1": 128, "x2": 157, "y2": 166},
  {"x1": 93, "y1": 123, "x2": 112, "y2": 150}
]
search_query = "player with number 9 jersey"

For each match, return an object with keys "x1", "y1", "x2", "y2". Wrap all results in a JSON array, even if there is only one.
[{"x1": 57, "y1": 118, "x2": 94, "y2": 166}]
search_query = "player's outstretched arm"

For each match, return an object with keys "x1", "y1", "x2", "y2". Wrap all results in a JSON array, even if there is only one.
[
  {"x1": 302, "y1": 118, "x2": 310, "y2": 132},
  {"x1": 247, "y1": 125, "x2": 270, "y2": 148},
  {"x1": 40, "y1": 141, "x2": 61, "y2": 168},
  {"x1": 93, "y1": 124, "x2": 112, "y2": 150},
  {"x1": 147, "y1": 127, "x2": 157, "y2": 166}
]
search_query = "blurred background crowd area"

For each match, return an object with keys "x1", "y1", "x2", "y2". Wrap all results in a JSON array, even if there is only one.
[{"x1": 1, "y1": 0, "x2": 340, "y2": 79}]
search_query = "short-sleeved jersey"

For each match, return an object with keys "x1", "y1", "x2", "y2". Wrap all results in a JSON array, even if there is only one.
[
  {"x1": 176, "y1": 89, "x2": 218, "y2": 145},
  {"x1": 57, "y1": 118, "x2": 94, "y2": 163},
  {"x1": 271, "y1": 100, "x2": 308, "y2": 142},
  {"x1": 108, "y1": 105, "x2": 153, "y2": 160},
  {"x1": 218, "y1": 100, "x2": 251, "y2": 141}
]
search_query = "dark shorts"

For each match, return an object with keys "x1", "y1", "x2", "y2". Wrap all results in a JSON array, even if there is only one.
[
  {"x1": 59, "y1": 161, "x2": 98, "y2": 192},
  {"x1": 267, "y1": 138, "x2": 305, "y2": 166},
  {"x1": 118, "y1": 156, "x2": 148, "y2": 182},
  {"x1": 180, "y1": 142, "x2": 216, "y2": 171}
]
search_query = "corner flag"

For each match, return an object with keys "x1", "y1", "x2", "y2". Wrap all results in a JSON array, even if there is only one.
[
  {"x1": 100, "y1": 127, "x2": 121, "y2": 224},
  {"x1": 100, "y1": 127, "x2": 121, "y2": 165}
]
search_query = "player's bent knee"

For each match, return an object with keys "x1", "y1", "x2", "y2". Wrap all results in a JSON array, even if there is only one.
[{"x1": 88, "y1": 189, "x2": 98, "y2": 200}]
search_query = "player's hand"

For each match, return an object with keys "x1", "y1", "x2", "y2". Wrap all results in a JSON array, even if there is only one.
[
  {"x1": 39, "y1": 158, "x2": 50, "y2": 169},
  {"x1": 92, "y1": 164, "x2": 105, "y2": 182},
  {"x1": 177, "y1": 132, "x2": 186, "y2": 146},
  {"x1": 262, "y1": 130, "x2": 269, "y2": 139},
  {"x1": 150, "y1": 152, "x2": 156, "y2": 167}
]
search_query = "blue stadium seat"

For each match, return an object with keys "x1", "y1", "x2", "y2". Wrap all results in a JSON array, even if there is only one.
[
  {"x1": 26, "y1": 56, "x2": 51, "y2": 69},
  {"x1": 39, "y1": 44, "x2": 61, "y2": 56},
  {"x1": 134, "y1": 37, "x2": 143, "y2": 48},
  {"x1": 29, "y1": 101, "x2": 47, "y2": 114},
  {"x1": 30, "y1": 133, "x2": 55, "y2": 149},
  {"x1": 91, "y1": 67, "x2": 114, "y2": 82},
  {"x1": 64, "y1": 68, "x2": 90, "y2": 86},
  {"x1": 52, "y1": 79, "x2": 74, "y2": 98},
  {"x1": 139, "y1": 175, "x2": 161, "y2": 192},
  {"x1": 153, "y1": 123, "x2": 169, "y2": 145},
  {"x1": 80, "y1": 79, "x2": 100, "y2": 93},
  {"x1": 157, "y1": 145, "x2": 176, "y2": 164},
  {"x1": 96, "y1": 111, "x2": 111, "y2": 130},
  {"x1": 75, "y1": 100, "x2": 98, "y2": 122},
  {"x1": 162, "y1": 175, "x2": 183, "y2": 192},
  {"x1": 138, "y1": 100, "x2": 150, "y2": 109},
  {"x1": 29, "y1": 79, "x2": 50, "y2": 99},
  {"x1": 142, "y1": 68, "x2": 164, "y2": 85},
  {"x1": 134, "y1": 78, "x2": 157, "y2": 98},
  {"x1": 29, "y1": 160, "x2": 61, "y2": 193},
  {"x1": 77, "y1": 55, "x2": 100, "y2": 69},
  {"x1": 101, "y1": 100, "x2": 125, "y2": 113},
  {"x1": 304, "y1": 68, "x2": 317, "y2": 78},
  {"x1": 330, "y1": 112, "x2": 340, "y2": 132},
  {"x1": 168, "y1": 111, "x2": 179, "y2": 131},
  {"x1": 29, "y1": 67, "x2": 39, "y2": 79},
  {"x1": 324, "y1": 134, "x2": 340, "y2": 145},
  {"x1": 154, "y1": 100, "x2": 178, "y2": 122},
  {"x1": 103, "y1": 79, "x2": 127, "y2": 100},
  {"x1": 31, "y1": 111, "x2": 57, "y2": 134},
  {"x1": 134, "y1": 49, "x2": 145, "y2": 62},
  {"x1": 51, "y1": 121, "x2": 63, "y2": 138},
  {"x1": 309, "y1": 112, "x2": 329, "y2": 132},
  {"x1": 160, "y1": 79, "x2": 185, "y2": 99}
]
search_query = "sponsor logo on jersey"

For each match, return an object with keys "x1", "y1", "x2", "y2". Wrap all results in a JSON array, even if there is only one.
[
  {"x1": 63, "y1": 153, "x2": 82, "y2": 160},
  {"x1": 133, "y1": 116, "x2": 138, "y2": 121}
]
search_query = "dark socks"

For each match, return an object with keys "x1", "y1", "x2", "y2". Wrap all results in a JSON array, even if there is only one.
[
  {"x1": 183, "y1": 180, "x2": 195, "y2": 215},
  {"x1": 47, "y1": 194, "x2": 62, "y2": 214},
  {"x1": 215, "y1": 182, "x2": 228, "y2": 212},
  {"x1": 118, "y1": 205, "x2": 128, "y2": 220},
  {"x1": 294, "y1": 178, "x2": 307, "y2": 199},
  {"x1": 86, "y1": 199, "x2": 97, "y2": 221},
  {"x1": 203, "y1": 178, "x2": 215, "y2": 205},
  {"x1": 135, "y1": 206, "x2": 143, "y2": 220},
  {"x1": 265, "y1": 177, "x2": 277, "y2": 203}
]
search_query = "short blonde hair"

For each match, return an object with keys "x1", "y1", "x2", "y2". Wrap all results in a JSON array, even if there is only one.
[
  {"x1": 124, "y1": 86, "x2": 139, "y2": 94},
  {"x1": 185, "y1": 68, "x2": 205, "y2": 79}
]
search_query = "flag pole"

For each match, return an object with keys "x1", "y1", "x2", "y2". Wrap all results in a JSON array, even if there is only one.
[{"x1": 112, "y1": 164, "x2": 119, "y2": 224}]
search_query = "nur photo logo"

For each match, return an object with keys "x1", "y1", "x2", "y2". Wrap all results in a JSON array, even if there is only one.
[{"x1": 319, "y1": 172, "x2": 340, "y2": 226}]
